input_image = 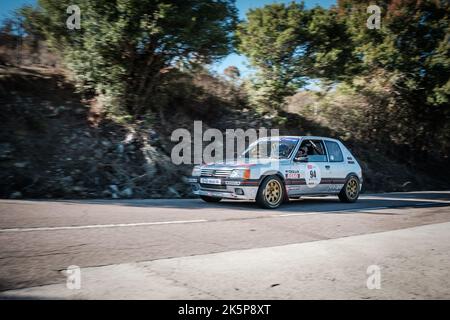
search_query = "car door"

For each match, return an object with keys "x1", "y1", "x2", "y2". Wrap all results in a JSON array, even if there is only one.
[
  {"x1": 323, "y1": 140, "x2": 347, "y2": 193},
  {"x1": 297, "y1": 139, "x2": 332, "y2": 194}
]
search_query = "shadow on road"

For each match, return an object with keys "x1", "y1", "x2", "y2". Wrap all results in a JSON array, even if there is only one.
[{"x1": 17, "y1": 191, "x2": 450, "y2": 214}]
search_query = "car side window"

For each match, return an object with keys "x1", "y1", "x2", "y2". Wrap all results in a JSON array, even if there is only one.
[
  {"x1": 297, "y1": 139, "x2": 327, "y2": 162},
  {"x1": 325, "y1": 141, "x2": 344, "y2": 162}
]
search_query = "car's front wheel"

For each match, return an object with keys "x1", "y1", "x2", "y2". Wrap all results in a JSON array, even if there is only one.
[
  {"x1": 200, "y1": 195, "x2": 222, "y2": 203},
  {"x1": 338, "y1": 175, "x2": 360, "y2": 203},
  {"x1": 256, "y1": 175, "x2": 285, "y2": 209}
]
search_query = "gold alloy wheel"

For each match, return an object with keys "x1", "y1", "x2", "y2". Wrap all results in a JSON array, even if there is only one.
[
  {"x1": 264, "y1": 179, "x2": 282, "y2": 206},
  {"x1": 346, "y1": 178, "x2": 359, "y2": 199}
]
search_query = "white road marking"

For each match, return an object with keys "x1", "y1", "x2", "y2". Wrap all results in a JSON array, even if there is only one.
[
  {"x1": 274, "y1": 207, "x2": 390, "y2": 217},
  {"x1": 361, "y1": 196, "x2": 450, "y2": 204},
  {"x1": 0, "y1": 200, "x2": 447, "y2": 233},
  {"x1": 276, "y1": 212, "x2": 320, "y2": 217},
  {"x1": 353, "y1": 206, "x2": 389, "y2": 211},
  {"x1": 0, "y1": 219, "x2": 208, "y2": 233},
  {"x1": 274, "y1": 204, "x2": 439, "y2": 217}
]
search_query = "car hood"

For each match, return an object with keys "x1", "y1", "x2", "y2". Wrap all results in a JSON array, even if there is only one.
[{"x1": 200, "y1": 158, "x2": 289, "y2": 169}]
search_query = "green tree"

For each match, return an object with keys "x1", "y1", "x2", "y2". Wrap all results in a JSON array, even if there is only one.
[
  {"x1": 239, "y1": 0, "x2": 449, "y2": 160},
  {"x1": 237, "y1": 2, "x2": 352, "y2": 110},
  {"x1": 336, "y1": 0, "x2": 450, "y2": 159},
  {"x1": 23, "y1": 0, "x2": 237, "y2": 117},
  {"x1": 237, "y1": 2, "x2": 311, "y2": 110}
]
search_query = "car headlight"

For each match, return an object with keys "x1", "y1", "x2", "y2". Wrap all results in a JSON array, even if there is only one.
[
  {"x1": 229, "y1": 168, "x2": 251, "y2": 179},
  {"x1": 191, "y1": 166, "x2": 201, "y2": 177}
]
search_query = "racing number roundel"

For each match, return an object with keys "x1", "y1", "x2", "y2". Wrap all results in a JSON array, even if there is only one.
[{"x1": 305, "y1": 163, "x2": 321, "y2": 188}]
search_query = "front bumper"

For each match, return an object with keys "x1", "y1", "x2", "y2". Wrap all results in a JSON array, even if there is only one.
[{"x1": 188, "y1": 177, "x2": 259, "y2": 200}]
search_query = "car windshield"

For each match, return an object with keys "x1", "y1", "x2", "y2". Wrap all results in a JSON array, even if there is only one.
[{"x1": 241, "y1": 138, "x2": 299, "y2": 159}]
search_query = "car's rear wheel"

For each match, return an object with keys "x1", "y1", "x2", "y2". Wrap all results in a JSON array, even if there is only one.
[
  {"x1": 338, "y1": 175, "x2": 360, "y2": 203},
  {"x1": 200, "y1": 195, "x2": 222, "y2": 203},
  {"x1": 256, "y1": 175, "x2": 285, "y2": 209}
]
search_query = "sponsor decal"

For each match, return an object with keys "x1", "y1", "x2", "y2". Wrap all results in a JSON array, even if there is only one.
[
  {"x1": 225, "y1": 181, "x2": 241, "y2": 186},
  {"x1": 305, "y1": 163, "x2": 321, "y2": 188},
  {"x1": 329, "y1": 184, "x2": 341, "y2": 191},
  {"x1": 285, "y1": 169, "x2": 300, "y2": 179}
]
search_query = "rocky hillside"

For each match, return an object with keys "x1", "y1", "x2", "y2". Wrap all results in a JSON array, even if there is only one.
[
  {"x1": 0, "y1": 66, "x2": 189, "y2": 199},
  {"x1": 0, "y1": 66, "x2": 448, "y2": 199}
]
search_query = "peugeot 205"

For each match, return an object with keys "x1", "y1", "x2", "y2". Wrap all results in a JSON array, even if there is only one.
[{"x1": 188, "y1": 136, "x2": 363, "y2": 209}]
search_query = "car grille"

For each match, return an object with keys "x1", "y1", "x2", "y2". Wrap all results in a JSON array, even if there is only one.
[
  {"x1": 200, "y1": 168, "x2": 232, "y2": 177},
  {"x1": 200, "y1": 184, "x2": 227, "y2": 190}
]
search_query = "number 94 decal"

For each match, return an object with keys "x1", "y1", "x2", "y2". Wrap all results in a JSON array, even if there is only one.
[{"x1": 305, "y1": 164, "x2": 321, "y2": 188}]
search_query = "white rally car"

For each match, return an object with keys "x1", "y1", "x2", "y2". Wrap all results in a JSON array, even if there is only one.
[{"x1": 188, "y1": 136, "x2": 363, "y2": 209}]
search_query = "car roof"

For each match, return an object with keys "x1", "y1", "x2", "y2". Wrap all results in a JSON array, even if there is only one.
[{"x1": 264, "y1": 136, "x2": 341, "y2": 143}]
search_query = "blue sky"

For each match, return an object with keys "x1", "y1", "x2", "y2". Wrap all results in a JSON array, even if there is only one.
[
  {"x1": 214, "y1": 0, "x2": 336, "y2": 76},
  {"x1": 0, "y1": 0, "x2": 336, "y2": 76},
  {"x1": 0, "y1": 0, "x2": 35, "y2": 21}
]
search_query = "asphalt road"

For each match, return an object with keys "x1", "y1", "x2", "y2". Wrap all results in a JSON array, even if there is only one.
[{"x1": 0, "y1": 191, "x2": 449, "y2": 299}]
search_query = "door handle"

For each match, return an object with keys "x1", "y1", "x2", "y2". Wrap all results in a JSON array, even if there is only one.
[{"x1": 325, "y1": 165, "x2": 330, "y2": 170}]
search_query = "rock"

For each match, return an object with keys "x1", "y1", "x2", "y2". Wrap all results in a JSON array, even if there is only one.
[
  {"x1": 174, "y1": 182, "x2": 190, "y2": 193},
  {"x1": 101, "y1": 140, "x2": 112, "y2": 148},
  {"x1": 10, "y1": 191, "x2": 22, "y2": 199},
  {"x1": 0, "y1": 143, "x2": 14, "y2": 160},
  {"x1": 61, "y1": 176, "x2": 74, "y2": 185},
  {"x1": 148, "y1": 129, "x2": 159, "y2": 141},
  {"x1": 116, "y1": 143, "x2": 125, "y2": 154},
  {"x1": 111, "y1": 193, "x2": 119, "y2": 199},
  {"x1": 120, "y1": 187, "x2": 133, "y2": 198},
  {"x1": 74, "y1": 107, "x2": 85, "y2": 114},
  {"x1": 181, "y1": 176, "x2": 190, "y2": 183},
  {"x1": 123, "y1": 133, "x2": 136, "y2": 144},
  {"x1": 101, "y1": 190, "x2": 111, "y2": 198},
  {"x1": 94, "y1": 149, "x2": 103, "y2": 158},
  {"x1": 13, "y1": 161, "x2": 29, "y2": 168},
  {"x1": 401, "y1": 181, "x2": 412, "y2": 188},
  {"x1": 401, "y1": 181, "x2": 412, "y2": 191},
  {"x1": 141, "y1": 138, "x2": 158, "y2": 179},
  {"x1": 109, "y1": 185, "x2": 119, "y2": 193},
  {"x1": 167, "y1": 186, "x2": 181, "y2": 198}
]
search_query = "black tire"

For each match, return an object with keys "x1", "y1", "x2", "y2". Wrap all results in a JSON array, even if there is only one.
[
  {"x1": 338, "y1": 175, "x2": 360, "y2": 203},
  {"x1": 200, "y1": 195, "x2": 222, "y2": 203},
  {"x1": 256, "y1": 175, "x2": 285, "y2": 209}
]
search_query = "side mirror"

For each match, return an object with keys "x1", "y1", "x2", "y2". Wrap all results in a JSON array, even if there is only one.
[{"x1": 294, "y1": 156, "x2": 308, "y2": 162}]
